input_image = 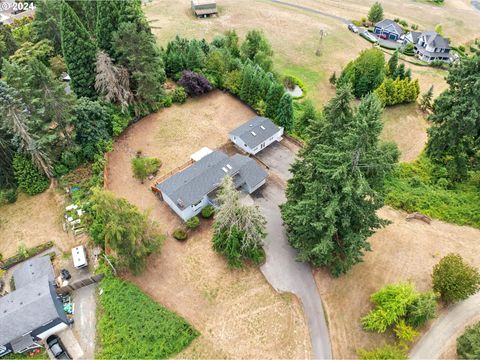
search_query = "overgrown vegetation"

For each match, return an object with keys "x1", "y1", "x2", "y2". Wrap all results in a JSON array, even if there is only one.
[
  {"x1": 131, "y1": 156, "x2": 161, "y2": 183},
  {"x1": 97, "y1": 272, "x2": 198, "y2": 359},
  {"x1": 385, "y1": 155, "x2": 480, "y2": 229}
]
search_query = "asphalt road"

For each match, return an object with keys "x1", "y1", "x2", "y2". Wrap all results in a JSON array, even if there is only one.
[
  {"x1": 410, "y1": 292, "x2": 480, "y2": 359},
  {"x1": 254, "y1": 142, "x2": 333, "y2": 359}
]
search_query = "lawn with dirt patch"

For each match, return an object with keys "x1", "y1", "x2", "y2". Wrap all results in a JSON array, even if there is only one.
[
  {"x1": 106, "y1": 91, "x2": 311, "y2": 358},
  {"x1": 0, "y1": 189, "x2": 75, "y2": 258},
  {"x1": 315, "y1": 206, "x2": 480, "y2": 358}
]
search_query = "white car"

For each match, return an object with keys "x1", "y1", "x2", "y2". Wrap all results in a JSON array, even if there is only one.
[{"x1": 348, "y1": 23, "x2": 359, "y2": 33}]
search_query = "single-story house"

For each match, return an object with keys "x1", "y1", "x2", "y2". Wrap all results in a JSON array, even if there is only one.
[
  {"x1": 156, "y1": 151, "x2": 267, "y2": 221},
  {"x1": 0, "y1": 257, "x2": 69, "y2": 358},
  {"x1": 374, "y1": 19, "x2": 404, "y2": 41},
  {"x1": 229, "y1": 116, "x2": 284, "y2": 155},
  {"x1": 404, "y1": 31, "x2": 451, "y2": 62},
  {"x1": 191, "y1": 0, "x2": 217, "y2": 17}
]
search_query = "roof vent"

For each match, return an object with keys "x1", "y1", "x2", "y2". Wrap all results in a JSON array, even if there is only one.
[
  {"x1": 251, "y1": 131, "x2": 257, "y2": 136},
  {"x1": 260, "y1": 125, "x2": 266, "y2": 130},
  {"x1": 226, "y1": 164, "x2": 232, "y2": 170},
  {"x1": 222, "y1": 167, "x2": 228, "y2": 173}
]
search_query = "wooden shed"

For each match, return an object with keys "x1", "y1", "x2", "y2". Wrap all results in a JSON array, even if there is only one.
[{"x1": 191, "y1": 0, "x2": 217, "y2": 17}]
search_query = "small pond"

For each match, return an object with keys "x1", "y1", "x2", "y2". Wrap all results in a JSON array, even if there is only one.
[{"x1": 285, "y1": 85, "x2": 303, "y2": 98}]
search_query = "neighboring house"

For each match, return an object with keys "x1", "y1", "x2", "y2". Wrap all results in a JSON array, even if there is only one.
[
  {"x1": 404, "y1": 31, "x2": 451, "y2": 62},
  {"x1": 373, "y1": 19, "x2": 404, "y2": 41},
  {"x1": 229, "y1": 117, "x2": 284, "y2": 155},
  {"x1": 0, "y1": 257, "x2": 69, "y2": 358},
  {"x1": 156, "y1": 151, "x2": 267, "y2": 221},
  {"x1": 191, "y1": 0, "x2": 217, "y2": 17}
]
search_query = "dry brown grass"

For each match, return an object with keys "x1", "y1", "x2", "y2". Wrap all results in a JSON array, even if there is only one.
[
  {"x1": 315, "y1": 206, "x2": 480, "y2": 358},
  {"x1": 107, "y1": 91, "x2": 311, "y2": 359},
  {"x1": 0, "y1": 189, "x2": 75, "y2": 258}
]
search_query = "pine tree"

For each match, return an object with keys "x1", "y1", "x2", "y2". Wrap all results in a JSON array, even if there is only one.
[
  {"x1": 426, "y1": 57, "x2": 480, "y2": 181},
  {"x1": 275, "y1": 93, "x2": 293, "y2": 132},
  {"x1": 368, "y1": 2, "x2": 384, "y2": 23},
  {"x1": 95, "y1": 0, "x2": 119, "y2": 55},
  {"x1": 281, "y1": 87, "x2": 398, "y2": 276},
  {"x1": 295, "y1": 100, "x2": 317, "y2": 136},
  {"x1": 31, "y1": 0, "x2": 62, "y2": 54},
  {"x1": 387, "y1": 51, "x2": 399, "y2": 77},
  {"x1": 419, "y1": 85, "x2": 434, "y2": 112},
  {"x1": 60, "y1": 1, "x2": 97, "y2": 98},
  {"x1": 265, "y1": 81, "x2": 284, "y2": 119}
]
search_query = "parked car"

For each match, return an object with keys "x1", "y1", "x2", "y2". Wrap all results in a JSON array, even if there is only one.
[
  {"x1": 360, "y1": 31, "x2": 378, "y2": 43},
  {"x1": 46, "y1": 335, "x2": 71, "y2": 360},
  {"x1": 347, "y1": 23, "x2": 358, "y2": 33}
]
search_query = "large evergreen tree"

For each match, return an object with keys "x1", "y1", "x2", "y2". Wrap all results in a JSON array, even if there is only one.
[
  {"x1": 281, "y1": 86, "x2": 398, "y2": 276},
  {"x1": 95, "y1": 0, "x2": 119, "y2": 55},
  {"x1": 60, "y1": 2, "x2": 97, "y2": 98},
  {"x1": 265, "y1": 81, "x2": 284, "y2": 119},
  {"x1": 32, "y1": 0, "x2": 62, "y2": 53},
  {"x1": 426, "y1": 56, "x2": 480, "y2": 181},
  {"x1": 276, "y1": 93, "x2": 293, "y2": 132}
]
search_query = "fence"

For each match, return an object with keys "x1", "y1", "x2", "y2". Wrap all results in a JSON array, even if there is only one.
[{"x1": 57, "y1": 274, "x2": 105, "y2": 295}]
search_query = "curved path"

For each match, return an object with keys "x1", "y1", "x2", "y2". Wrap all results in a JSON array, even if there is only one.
[
  {"x1": 410, "y1": 292, "x2": 480, "y2": 359},
  {"x1": 267, "y1": 0, "x2": 349, "y2": 24},
  {"x1": 253, "y1": 142, "x2": 332, "y2": 359}
]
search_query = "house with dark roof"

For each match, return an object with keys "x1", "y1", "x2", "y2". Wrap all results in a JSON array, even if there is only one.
[
  {"x1": 374, "y1": 19, "x2": 404, "y2": 41},
  {"x1": 229, "y1": 116, "x2": 284, "y2": 155},
  {"x1": 404, "y1": 31, "x2": 451, "y2": 62},
  {"x1": 0, "y1": 257, "x2": 69, "y2": 357},
  {"x1": 156, "y1": 151, "x2": 267, "y2": 221}
]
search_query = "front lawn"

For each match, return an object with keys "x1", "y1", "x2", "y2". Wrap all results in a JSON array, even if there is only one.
[{"x1": 97, "y1": 274, "x2": 198, "y2": 359}]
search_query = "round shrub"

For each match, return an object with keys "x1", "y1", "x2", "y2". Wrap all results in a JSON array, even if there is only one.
[
  {"x1": 173, "y1": 228, "x2": 188, "y2": 241},
  {"x1": 201, "y1": 205, "x2": 215, "y2": 219},
  {"x1": 172, "y1": 87, "x2": 187, "y2": 103},
  {"x1": 162, "y1": 95, "x2": 173, "y2": 108},
  {"x1": 0, "y1": 188, "x2": 17, "y2": 205},
  {"x1": 186, "y1": 216, "x2": 200, "y2": 230}
]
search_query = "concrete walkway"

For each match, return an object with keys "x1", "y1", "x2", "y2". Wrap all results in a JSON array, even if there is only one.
[
  {"x1": 254, "y1": 142, "x2": 332, "y2": 359},
  {"x1": 410, "y1": 292, "x2": 480, "y2": 359}
]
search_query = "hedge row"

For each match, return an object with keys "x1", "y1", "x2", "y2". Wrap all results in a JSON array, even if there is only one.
[{"x1": 0, "y1": 241, "x2": 54, "y2": 270}]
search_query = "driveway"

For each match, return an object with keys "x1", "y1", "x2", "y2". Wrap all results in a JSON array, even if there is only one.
[
  {"x1": 253, "y1": 141, "x2": 333, "y2": 359},
  {"x1": 410, "y1": 292, "x2": 480, "y2": 359}
]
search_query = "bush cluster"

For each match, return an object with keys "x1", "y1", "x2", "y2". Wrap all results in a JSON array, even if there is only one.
[
  {"x1": 185, "y1": 216, "x2": 200, "y2": 230},
  {"x1": 457, "y1": 321, "x2": 480, "y2": 359},
  {"x1": 173, "y1": 228, "x2": 188, "y2": 241},
  {"x1": 171, "y1": 87, "x2": 187, "y2": 103},
  {"x1": 12, "y1": 155, "x2": 49, "y2": 196},
  {"x1": 131, "y1": 156, "x2": 161, "y2": 183},
  {"x1": 201, "y1": 205, "x2": 215, "y2": 219}
]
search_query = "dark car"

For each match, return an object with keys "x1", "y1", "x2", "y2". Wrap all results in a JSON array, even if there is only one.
[{"x1": 46, "y1": 335, "x2": 71, "y2": 360}]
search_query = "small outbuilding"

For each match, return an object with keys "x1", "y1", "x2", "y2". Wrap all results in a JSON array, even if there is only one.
[
  {"x1": 191, "y1": 0, "x2": 217, "y2": 17},
  {"x1": 229, "y1": 116, "x2": 284, "y2": 155}
]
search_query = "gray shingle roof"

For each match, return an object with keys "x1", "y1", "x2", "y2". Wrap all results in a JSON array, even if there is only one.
[
  {"x1": 229, "y1": 117, "x2": 283, "y2": 149},
  {"x1": 0, "y1": 276, "x2": 66, "y2": 345},
  {"x1": 419, "y1": 31, "x2": 450, "y2": 49},
  {"x1": 156, "y1": 151, "x2": 267, "y2": 209},
  {"x1": 375, "y1": 19, "x2": 404, "y2": 35},
  {"x1": 13, "y1": 256, "x2": 55, "y2": 289}
]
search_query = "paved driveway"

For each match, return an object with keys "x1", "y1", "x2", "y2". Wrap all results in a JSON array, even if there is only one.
[
  {"x1": 410, "y1": 292, "x2": 480, "y2": 359},
  {"x1": 253, "y1": 141, "x2": 333, "y2": 359}
]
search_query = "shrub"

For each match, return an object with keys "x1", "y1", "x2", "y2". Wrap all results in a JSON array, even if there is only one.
[
  {"x1": 432, "y1": 253, "x2": 480, "y2": 303},
  {"x1": 97, "y1": 274, "x2": 198, "y2": 359},
  {"x1": 131, "y1": 157, "x2": 162, "y2": 183},
  {"x1": 12, "y1": 155, "x2": 49, "y2": 196},
  {"x1": 201, "y1": 205, "x2": 215, "y2": 219},
  {"x1": 171, "y1": 87, "x2": 187, "y2": 103},
  {"x1": 358, "y1": 345, "x2": 407, "y2": 360},
  {"x1": 394, "y1": 319, "x2": 419, "y2": 345},
  {"x1": 178, "y1": 70, "x2": 212, "y2": 95},
  {"x1": 405, "y1": 291, "x2": 437, "y2": 328},
  {"x1": 185, "y1": 216, "x2": 200, "y2": 230},
  {"x1": 173, "y1": 228, "x2": 188, "y2": 241},
  {"x1": 111, "y1": 112, "x2": 131, "y2": 137},
  {"x1": 457, "y1": 321, "x2": 480, "y2": 359},
  {"x1": 0, "y1": 188, "x2": 17, "y2": 205},
  {"x1": 162, "y1": 95, "x2": 173, "y2": 107}
]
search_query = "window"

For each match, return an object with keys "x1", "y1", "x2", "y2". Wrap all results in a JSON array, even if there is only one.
[
  {"x1": 221, "y1": 167, "x2": 228, "y2": 173},
  {"x1": 251, "y1": 131, "x2": 257, "y2": 136},
  {"x1": 226, "y1": 164, "x2": 232, "y2": 170},
  {"x1": 260, "y1": 125, "x2": 266, "y2": 130}
]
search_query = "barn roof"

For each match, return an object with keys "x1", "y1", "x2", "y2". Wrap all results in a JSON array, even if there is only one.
[{"x1": 229, "y1": 117, "x2": 283, "y2": 149}]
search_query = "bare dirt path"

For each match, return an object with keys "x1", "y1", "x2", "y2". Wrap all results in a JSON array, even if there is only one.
[
  {"x1": 410, "y1": 292, "x2": 480, "y2": 359},
  {"x1": 255, "y1": 142, "x2": 333, "y2": 359}
]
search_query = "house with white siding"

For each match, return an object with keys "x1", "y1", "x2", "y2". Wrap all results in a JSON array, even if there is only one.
[
  {"x1": 404, "y1": 31, "x2": 452, "y2": 62},
  {"x1": 229, "y1": 116, "x2": 283, "y2": 155},
  {"x1": 156, "y1": 151, "x2": 267, "y2": 221}
]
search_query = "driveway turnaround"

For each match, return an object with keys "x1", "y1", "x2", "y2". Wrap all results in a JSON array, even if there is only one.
[
  {"x1": 410, "y1": 292, "x2": 480, "y2": 359},
  {"x1": 254, "y1": 142, "x2": 333, "y2": 359}
]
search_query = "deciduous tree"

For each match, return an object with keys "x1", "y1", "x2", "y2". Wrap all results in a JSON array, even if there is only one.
[{"x1": 368, "y1": 2, "x2": 384, "y2": 23}]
